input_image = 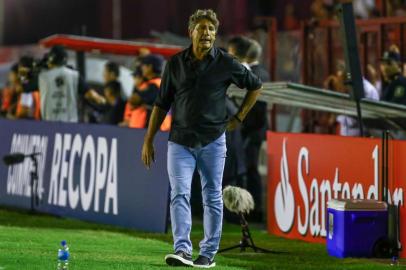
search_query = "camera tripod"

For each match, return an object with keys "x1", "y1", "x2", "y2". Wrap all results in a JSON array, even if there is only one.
[{"x1": 218, "y1": 213, "x2": 272, "y2": 253}]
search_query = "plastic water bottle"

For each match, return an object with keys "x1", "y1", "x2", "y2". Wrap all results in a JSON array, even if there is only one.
[{"x1": 57, "y1": 240, "x2": 70, "y2": 270}]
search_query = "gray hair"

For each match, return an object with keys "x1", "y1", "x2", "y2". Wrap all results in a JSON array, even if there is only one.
[
  {"x1": 246, "y1": 38, "x2": 262, "y2": 62},
  {"x1": 188, "y1": 9, "x2": 219, "y2": 32}
]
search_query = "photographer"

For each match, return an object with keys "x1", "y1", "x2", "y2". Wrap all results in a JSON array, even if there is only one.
[
  {"x1": 121, "y1": 54, "x2": 169, "y2": 129},
  {"x1": 38, "y1": 45, "x2": 87, "y2": 122},
  {"x1": 15, "y1": 56, "x2": 40, "y2": 120},
  {"x1": 1, "y1": 64, "x2": 19, "y2": 118}
]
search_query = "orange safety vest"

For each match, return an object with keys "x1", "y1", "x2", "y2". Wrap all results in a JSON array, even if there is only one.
[
  {"x1": 16, "y1": 91, "x2": 41, "y2": 120},
  {"x1": 124, "y1": 78, "x2": 171, "y2": 131},
  {"x1": 1, "y1": 86, "x2": 14, "y2": 111}
]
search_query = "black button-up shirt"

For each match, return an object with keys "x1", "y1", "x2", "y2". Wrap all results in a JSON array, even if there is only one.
[{"x1": 155, "y1": 46, "x2": 262, "y2": 147}]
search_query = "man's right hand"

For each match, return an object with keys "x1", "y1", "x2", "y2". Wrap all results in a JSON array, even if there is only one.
[
  {"x1": 85, "y1": 89, "x2": 106, "y2": 105},
  {"x1": 141, "y1": 139, "x2": 155, "y2": 169},
  {"x1": 226, "y1": 116, "x2": 241, "y2": 131},
  {"x1": 141, "y1": 106, "x2": 167, "y2": 169}
]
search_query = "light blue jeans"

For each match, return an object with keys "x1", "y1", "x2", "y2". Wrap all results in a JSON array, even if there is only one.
[{"x1": 167, "y1": 133, "x2": 226, "y2": 260}]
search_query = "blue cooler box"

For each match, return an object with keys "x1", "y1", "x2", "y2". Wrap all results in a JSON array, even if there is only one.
[{"x1": 327, "y1": 199, "x2": 388, "y2": 258}]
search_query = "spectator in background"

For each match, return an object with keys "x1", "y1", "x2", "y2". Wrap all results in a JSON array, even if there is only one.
[
  {"x1": 310, "y1": 0, "x2": 332, "y2": 20},
  {"x1": 336, "y1": 78, "x2": 379, "y2": 136},
  {"x1": 380, "y1": 62, "x2": 391, "y2": 95},
  {"x1": 103, "y1": 61, "x2": 120, "y2": 85},
  {"x1": 386, "y1": 0, "x2": 406, "y2": 16},
  {"x1": 102, "y1": 61, "x2": 126, "y2": 98},
  {"x1": 88, "y1": 80, "x2": 126, "y2": 125},
  {"x1": 227, "y1": 36, "x2": 251, "y2": 69},
  {"x1": 132, "y1": 48, "x2": 152, "y2": 70},
  {"x1": 132, "y1": 54, "x2": 163, "y2": 109},
  {"x1": 15, "y1": 56, "x2": 40, "y2": 120},
  {"x1": 1, "y1": 64, "x2": 19, "y2": 118},
  {"x1": 120, "y1": 68, "x2": 145, "y2": 127},
  {"x1": 222, "y1": 96, "x2": 247, "y2": 191},
  {"x1": 225, "y1": 36, "x2": 251, "y2": 189},
  {"x1": 122, "y1": 54, "x2": 171, "y2": 130},
  {"x1": 39, "y1": 46, "x2": 87, "y2": 122},
  {"x1": 366, "y1": 64, "x2": 382, "y2": 98},
  {"x1": 242, "y1": 38, "x2": 270, "y2": 222},
  {"x1": 86, "y1": 61, "x2": 123, "y2": 122},
  {"x1": 380, "y1": 45, "x2": 401, "y2": 93},
  {"x1": 325, "y1": 61, "x2": 379, "y2": 136},
  {"x1": 227, "y1": 36, "x2": 269, "y2": 221},
  {"x1": 319, "y1": 60, "x2": 347, "y2": 134},
  {"x1": 246, "y1": 39, "x2": 270, "y2": 82},
  {"x1": 381, "y1": 50, "x2": 406, "y2": 105},
  {"x1": 353, "y1": 0, "x2": 375, "y2": 19}
]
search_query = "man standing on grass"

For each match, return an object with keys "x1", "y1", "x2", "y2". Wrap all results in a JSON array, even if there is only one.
[{"x1": 141, "y1": 9, "x2": 262, "y2": 268}]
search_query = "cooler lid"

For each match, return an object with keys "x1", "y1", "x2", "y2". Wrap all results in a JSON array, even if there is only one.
[{"x1": 327, "y1": 199, "x2": 387, "y2": 211}]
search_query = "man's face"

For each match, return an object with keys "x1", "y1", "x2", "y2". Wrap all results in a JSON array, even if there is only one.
[
  {"x1": 141, "y1": 63, "x2": 153, "y2": 77},
  {"x1": 103, "y1": 69, "x2": 116, "y2": 83},
  {"x1": 190, "y1": 19, "x2": 216, "y2": 51},
  {"x1": 133, "y1": 74, "x2": 143, "y2": 88},
  {"x1": 18, "y1": 65, "x2": 31, "y2": 82}
]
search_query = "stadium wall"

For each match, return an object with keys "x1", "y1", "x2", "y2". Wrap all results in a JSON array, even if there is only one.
[
  {"x1": 0, "y1": 119, "x2": 170, "y2": 233},
  {"x1": 267, "y1": 132, "x2": 405, "y2": 258}
]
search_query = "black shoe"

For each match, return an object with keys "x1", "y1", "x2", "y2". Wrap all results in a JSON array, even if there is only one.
[
  {"x1": 165, "y1": 251, "x2": 193, "y2": 267},
  {"x1": 193, "y1": 255, "x2": 216, "y2": 268}
]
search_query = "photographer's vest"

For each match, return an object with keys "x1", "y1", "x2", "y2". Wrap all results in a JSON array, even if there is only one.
[
  {"x1": 124, "y1": 77, "x2": 171, "y2": 131},
  {"x1": 38, "y1": 66, "x2": 79, "y2": 122}
]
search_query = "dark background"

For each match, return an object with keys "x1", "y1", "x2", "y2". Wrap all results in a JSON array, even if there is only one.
[{"x1": 3, "y1": 0, "x2": 312, "y2": 45}]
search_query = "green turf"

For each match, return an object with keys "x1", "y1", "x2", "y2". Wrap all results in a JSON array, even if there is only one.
[{"x1": 0, "y1": 208, "x2": 400, "y2": 269}]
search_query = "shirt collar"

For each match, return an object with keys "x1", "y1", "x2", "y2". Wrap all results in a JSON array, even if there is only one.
[
  {"x1": 242, "y1": 62, "x2": 251, "y2": 70},
  {"x1": 207, "y1": 46, "x2": 216, "y2": 59},
  {"x1": 185, "y1": 45, "x2": 216, "y2": 61},
  {"x1": 249, "y1": 61, "x2": 260, "y2": 67}
]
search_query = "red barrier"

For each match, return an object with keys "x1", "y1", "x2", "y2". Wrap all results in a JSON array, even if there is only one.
[
  {"x1": 40, "y1": 34, "x2": 183, "y2": 57},
  {"x1": 267, "y1": 131, "x2": 405, "y2": 257}
]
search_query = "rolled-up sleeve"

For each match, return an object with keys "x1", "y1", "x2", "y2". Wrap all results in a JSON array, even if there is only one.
[
  {"x1": 155, "y1": 60, "x2": 175, "y2": 111},
  {"x1": 230, "y1": 58, "x2": 262, "y2": 91}
]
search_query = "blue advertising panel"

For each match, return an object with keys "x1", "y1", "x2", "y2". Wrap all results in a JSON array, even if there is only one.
[{"x1": 0, "y1": 119, "x2": 169, "y2": 233}]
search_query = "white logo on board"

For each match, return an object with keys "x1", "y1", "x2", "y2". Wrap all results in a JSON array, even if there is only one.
[
  {"x1": 273, "y1": 138, "x2": 404, "y2": 237},
  {"x1": 274, "y1": 139, "x2": 295, "y2": 232},
  {"x1": 7, "y1": 134, "x2": 48, "y2": 200}
]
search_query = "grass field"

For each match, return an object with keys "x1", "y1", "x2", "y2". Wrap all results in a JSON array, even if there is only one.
[{"x1": 0, "y1": 208, "x2": 401, "y2": 270}]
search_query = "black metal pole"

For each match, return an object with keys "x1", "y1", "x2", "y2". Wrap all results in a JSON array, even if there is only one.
[
  {"x1": 336, "y1": 2, "x2": 365, "y2": 137},
  {"x1": 355, "y1": 99, "x2": 364, "y2": 137},
  {"x1": 386, "y1": 131, "x2": 388, "y2": 202},
  {"x1": 381, "y1": 131, "x2": 386, "y2": 202},
  {"x1": 30, "y1": 172, "x2": 34, "y2": 212},
  {"x1": 29, "y1": 155, "x2": 39, "y2": 212},
  {"x1": 76, "y1": 51, "x2": 86, "y2": 81},
  {"x1": 76, "y1": 25, "x2": 87, "y2": 81},
  {"x1": 32, "y1": 155, "x2": 39, "y2": 206}
]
